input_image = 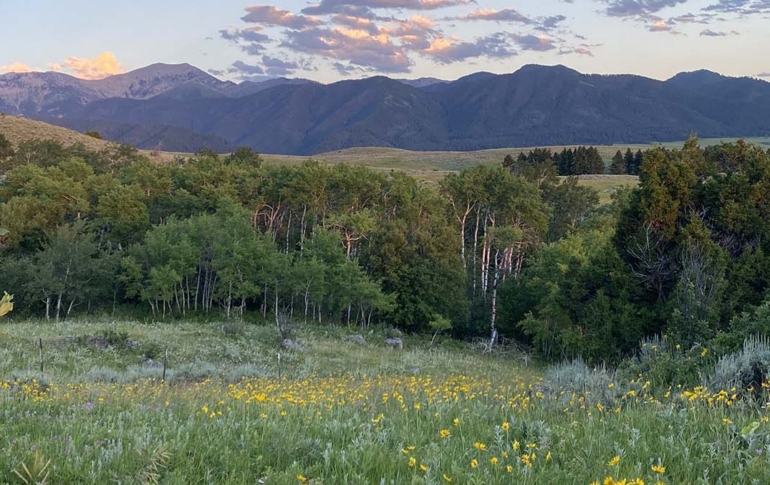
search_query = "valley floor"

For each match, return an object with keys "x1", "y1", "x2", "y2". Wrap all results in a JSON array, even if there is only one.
[{"x1": 0, "y1": 320, "x2": 766, "y2": 484}]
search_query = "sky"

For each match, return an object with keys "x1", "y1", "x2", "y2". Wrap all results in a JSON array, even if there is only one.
[{"x1": 1, "y1": 0, "x2": 769, "y2": 83}]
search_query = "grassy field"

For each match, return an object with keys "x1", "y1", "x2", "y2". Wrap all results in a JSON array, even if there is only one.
[{"x1": 1, "y1": 319, "x2": 769, "y2": 484}]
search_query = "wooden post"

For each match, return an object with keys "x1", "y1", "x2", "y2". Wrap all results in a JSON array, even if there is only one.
[
  {"x1": 38, "y1": 338, "x2": 44, "y2": 377},
  {"x1": 162, "y1": 346, "x2": 168, "y2": 383}
]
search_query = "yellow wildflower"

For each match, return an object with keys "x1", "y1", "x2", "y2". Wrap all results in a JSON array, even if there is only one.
[
  {"x1": 608, "y1": 455, "x2": 621, "y2": 467},
  {"x1": 440, "y1": 429, "x2": 450, "y2": 438},
  {"x1": 470, "y1": 458, "x2": 478, "y2": 468},
  {"x1": 651, "y1": 464, "x2": 665, "y2": 474},
  {"x1": 443, "y1": 474, "x2": 452, "y2": 482}
]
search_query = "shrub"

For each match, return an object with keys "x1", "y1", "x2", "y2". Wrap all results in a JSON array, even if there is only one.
[
  {"x1": 541, "y1": 358, "x2": 619, "y2": 406},
  {"x1": 710, "y1": 335, "x2": 770, "y2": 396},
  {"x1": 618, "y1": 335, "x2": 710, "y2": 391}
]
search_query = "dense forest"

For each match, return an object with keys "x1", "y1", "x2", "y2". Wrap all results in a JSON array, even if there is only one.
[{"x1": 2, "y1": 134, "x2": 770, "y2": 364}]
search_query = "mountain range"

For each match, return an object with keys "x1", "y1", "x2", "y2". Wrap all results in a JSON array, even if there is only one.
[{"x1": 1, "y1": 63, "x2": 768, "y2": 155}]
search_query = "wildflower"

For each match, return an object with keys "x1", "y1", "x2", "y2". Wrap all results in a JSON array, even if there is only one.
[
  {"x1": 506, "y1": 465, "x2": 513, "y2": 473},
  {"x1": 409, "y1": 457, "x2": 416, "y2": 468},
  {"x1": 440, "y1": 429, "x2": 450, "y2": 438},
  {"x1": 474, "y1": 442, "x2": 487, "y2": 451},
  {"x1": 453, "y1": 417, "x2": 460, "y2": 427},
  {"x1": 490, "y1": 456, "x2": 499, "y2": 465},
  {"x1": 420, "y1": 463, "x2": 428, "y2": 472},
  {"x1": 443, "y1": 473, "x2": 452, "y2": 482},
  {"x1": 546, "y1": 451, "x2": 552, "y2": 461},
  {"x1": 502, "y1": 421, "x2": 510, "y2": 431},
  {"x1": 297, "y1": 474, "x2": 308, "y2": 483},
  {"x1": 513, "y1": 440, "x2": 520, "y2": 451},
  {"x1": 471, "y1": 458, "x2": 478, "y2": 468},
  {"x1": 651, "y1": 464, "x2": 665, "y2": 474},
  {"x1": 608, "y1": 455, "x2": 621, "y2": 467},
  {"x1": 723, "y1": 418, "x2": 732, "y2": 425},
  {"x1": 701, "y1": 348, "x2": 708, "y2": 357}
]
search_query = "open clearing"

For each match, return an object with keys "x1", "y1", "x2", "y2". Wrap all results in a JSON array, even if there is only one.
[{"x1": 1, "y1": 320, "x2": 768, "y2": 484}]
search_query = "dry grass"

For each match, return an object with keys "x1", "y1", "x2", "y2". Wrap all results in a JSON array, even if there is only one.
[
  {"x1": 0, "y1": 115, "x2": 175, "y2": 164},
  {"x1": 0, "y1": 114, "x2": 111, "y2": 152}
]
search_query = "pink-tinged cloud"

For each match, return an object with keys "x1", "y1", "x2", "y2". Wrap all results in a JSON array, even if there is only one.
[
  {"x1": 381, "y1": 15, "x2": 438, "y2": 50},
  {"x1": 242, "y1": 6, "x2": 324, "y2": 30},
  {"x1": 559, "y1": 44, "x2": 596, "y2": 56},
  {"x1": 424, "y1": 33, "x2": 517, "y2": 63},
  {"x1": 303, "y1": 0, "x2": 473, "y2": 16},
  {"x1": 645, "y1": 17, "x2": 681, "y2": 33},
  {"x1": 282, "y1": 27, "x2": 412, "y2": 72},
  {"x1": 458, "y1": 8, "x2": 533, "y2": 24},
  {"x1": 510, "y1": 34, "x2": 557, "y2": 51},
  {"x1": 0, "y1": 62, "x2": 36, "y2": 74},
  {"x1": 332, "y1": 14, "x2": 381, "y2": 34},
  {"x1": 64, "y1": 52, "x2": 123, "y2": 80}
]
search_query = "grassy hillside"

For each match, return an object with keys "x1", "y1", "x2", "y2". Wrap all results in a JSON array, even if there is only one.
[
  {"x1": 0, "y1": 114, "x2": 110, "y2": 152},
  {"x1": 0, "y1": 319, "x2": 768, "y2": 483}
]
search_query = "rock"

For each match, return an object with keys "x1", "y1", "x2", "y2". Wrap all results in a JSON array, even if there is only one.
[
  {"x1": 142, "y1": 358, "x2": 163, "y2": 369},
  {"x1": 347, "y1": 334, "x2": 367, "y2": 345},
  {"x1": 126, "y1": 339, "x2": 140, "y2": 350},
  {"x1": 385, "y1": 338, "x2": 403, "y2": 350},
  {"x1": 281, "y1": 339, "x2": 305, "y2": 352},
  {"x1": 87, "y1": 336, "x2": 109, "y2": 350}
]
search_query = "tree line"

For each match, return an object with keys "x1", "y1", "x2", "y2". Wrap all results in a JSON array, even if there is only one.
[
  {"x1": 505, "y1": 146, "x2": 645, "y2": 176},
  {"x1": 4, "y1": 133, "x2": 770, "y2": 365}
]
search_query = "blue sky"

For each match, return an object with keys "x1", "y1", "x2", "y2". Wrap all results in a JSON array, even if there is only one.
[{"x1": 1, "y1": 0, "x2": 768, "y2": 82}]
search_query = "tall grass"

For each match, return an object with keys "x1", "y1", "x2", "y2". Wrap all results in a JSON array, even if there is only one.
[{"x1": 1, "y1": 320, "x2": 770, "y2": 484}]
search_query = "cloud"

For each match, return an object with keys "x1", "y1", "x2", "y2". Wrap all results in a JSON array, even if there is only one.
[
  {"x1": 458, "y1": 9, "x2": 533, "y2": 24},
  {"x1": 671, "y1": 12, "x2": 713, "y2": 23},
  {"x1": 229, "y1": 60, "x2": 265, "y2": 75},
  {"x1": 539, "y1": 15, "x2": 568, "y2": 30},
  {"x1": 424, "y1": 32, "x2": 517, "y2": 63},
  {"x1": 302, "y1": 0, "x2": 472, "y2": 16},
  {"x1": 559, "y1": 44, "x2": 597, "y2": 56},
  {"x1": 218, "y1": 1, "x2": 590, "y2": 77},
  {"x1": 510, "y1": 34, "x2": 557, "y2": 51},
  {"x1": 242, "y1": 6, "x2": 323, "y2": 30},
  {"x1": 703, "y1": 0, "x2": 770, "y2": 14},
  {"x1": 602, "y1": 0, "x2": 689, "y2": 17},
  {"x1": 282, "y1": 27, "x2": 412, "y2": 72},
  {"x1": 333, "y1": 62, "x2": 362, "y2": 75},
  {"x1": 757, "y1": 72, "x2": 770, "y2": 78},
  {"x1": 261, "y1": 55, "x2": 300, "y2": 76},
  {"x1": 64, "y1": 52, "x2": 123, "y2": 80},
  {"x1": 381, "y1": 15, "x2": 438, "y2": 49},
  {"x1": 332, "y1": 14, "x2": 381, "y2": 34},
  {"x1": 646, "y1": 17, "x2": 681, "y2": 33},
  {"x1": 220, "y1": 27, "x2": 272, "y2": 55},
  {"x1": 0, "y1": 62, "x2": 36, "y2": 74},
  {"x1": 700, "y1": 28, "x2": 727, "y2": 35}
]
